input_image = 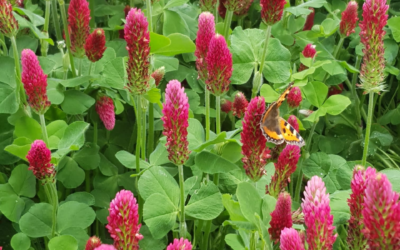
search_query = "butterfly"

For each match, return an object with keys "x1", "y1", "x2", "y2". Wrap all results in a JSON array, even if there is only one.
[{"x1": 260, "y1": 82, "x2": 305, "y2": 147}]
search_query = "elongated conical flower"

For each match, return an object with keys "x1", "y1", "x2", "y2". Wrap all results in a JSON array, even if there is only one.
[
  {"x1": 124, "y1": 8, "x2": 150, "y2": 95},
  {"x1": 199, "y1": 0, "x2": 217, "y2": 12},
  {"x1": 269, "y1": 192, "x2": 293, "y2": 242},
  {"x1": 95, "y1": 95, "x2": 115, "y2": 131},
  {"x1": 287, "y1": 86, "x2": 302, "y2": 108},
  {"x1": 267, "y1": 145, "x2": 300, "y2": 197},
  {"x1": 347, "y1": 166, "x2": 375, "y2": 249},
  {"x1": 241, "y1": 97, "x2": 270, "y2": 181},
  {"x1": 21, "y1": 49, "x2": 51, "y2": 114},
  {"x1": 86, "y1": 236, "x2": 102, "y2": 250},
  {"x1": 260, "y1": 0, "x2": 286, "y2": 26},
  {"x1": 166, "y1": 238, "x2": 193, "y2": 250},
  {"x1": 68, "y1": 0, "x2": 91, "y2": 58},
  {"x1": 195, "y1": 12, "x2": 215, "y2": 81},
  {"x1": 362, "y1": 171, "x2": 400, "y2": 249},
  {"x1": 302, "y1": 176, "x2": 337, "y2": 249},
  {"x1": 106, "y1": 190, "x2": 143, "y2": 250},
  {"x1": 161, "y1": 80, "x2": 190, "y2": 165},
  {"x1": 151, "y1": 67, "x2": 165, "y2": 87},
  {"x1": 358, "y1": 0, "x2": 388, "y2": 94},
  {"x1": 94, "y1": 245, "x2": 117, "y2": 250},
  {"x1": 340, "y1": 1, "x2": 358, "y2": 37},
  {"x1": 232, "y1": 92, "x2": 248, "y2": 118},
  {"x1": 287, "y1": 115, "x2": 299, "y2": 132},
  {"x1": 0, "y1": 0, "x2": 18, "y2": 37},
  {"x1": 206, "y1": 34, "x2": 232, "y2": 96},
  {"x1": 299, "y1": 44, "x2": 316, "y2": 71},
  {"x1": 303, "y1": 8, "x2": 314, "y2": 31},
  {"x1": 26, "y1": 140, "x2": 55, "y2": 183},
  {"x1": 280, "y1": 228, "x2": 305, "y2": 250},
  {"x1": 85, "y1": 28, "x2": 106, "y2": 62}
]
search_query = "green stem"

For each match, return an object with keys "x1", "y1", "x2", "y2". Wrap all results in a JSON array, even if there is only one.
[
  {"x1": 0, "y1": 34, "x2": 7, "y2": 55},
  {"x1": 258, "y1": 25, "x2": 272, "y2": 76},
  {"x1": 148, "y1": 103, "x2": 154, "y2": 157},
  {"x1": 223, "y1": 10, "x2": 233, "y2": 40},
  {"x1": 361, "y1": 93, "x2": 375, "y2": 166},
  {"x1": 178, "y1": 165, "x2": 187, "y2": 238},
  {"x1": 205, "y1": 90, "x2": 211, "y2": 141},
  {"x1": 51, "y1": 0, "x2": 62, "y2": 41},
  {"x1": 146, "y1": 0, "x2": 153, "y2": 33},
  {"x1": 39, "y1": 114, "x2": 49, "y2": 146},
  {"x1": 41, "y1": 0, "x2": 51, "y2": 56},
  {"x1": 11, "y1": 36, "x2": 28, "y2": 107},
  {"x1": 141, "y1": 104, "x2": 146, "y2": 160},
  {"x1": 202, "y1": 221, "x2": 212, "y2": 250},
  {"x1": 216, "y1": 96, "x2": 221, "y2": 134},
  {"x1": 58, "y1": 0, "x2": 77, "y2": 77},
  {"x1": 48, "y1": 182, "x2": 59, "y2": 239},
  {"x1": 89, "y1": 0, "x2": 95, "y2": 28},
  {"x1": 237, "y1": 16, "x2": 244, "y2": 28}
]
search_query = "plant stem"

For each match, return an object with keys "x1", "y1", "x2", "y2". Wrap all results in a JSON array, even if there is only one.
[
  {"x1": 223, "y1": 10, "x2": 233, "y2": 40},
  {"x1": 146, "y1": 0, "x2": 153, "y2": 33},
  {"x1": 45, "y1": 182, "x2": 58, "y2": 239},
  {"x1": 11, "y1": 36, "x2": 28, "y2": 107},
  {"x1": 39, "y1": 114, "x2": 49, "y2": 146},
  {"x1": 51, "y1": 0, "x2": 62, "y2": 41},
  {"x1": 89, "y1": 0, "x2": 95, "y2": 28},
  {"x1": 178, "y1": 165, "x2": 187, "y2": 238},
  {"x1": 41, "y1": 0, "x2": 51, "y2": 56},
  {"x1": 258, "y1": 25, "x2": 272, "y2": 77},
  {"x1": 58, "y1": 0, "x2": 77, "y2": 77},
  {"x1": 202, "y1": 221, "x2": 212, "y2": 250},
  {"x1": 148, "y1": 103, "x2": 154, "y2": 157},
  {"x1": 0, "y1": 34, "x2": 7, "y2": 55},
  {"x1": 141, "y1": 104, "x2": 146, "y2": 160},
  {"x1": 216, "y1": 96, "x2": 221, "y2": 134},
  {"x1": 205, "y1": 90, "x2": 211, "y2": 141},
  {"x1": 361, "y1": 93, "x2": 374, "y2": 166}
]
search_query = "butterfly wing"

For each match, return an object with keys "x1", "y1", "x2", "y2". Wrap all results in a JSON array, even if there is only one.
[
  {"x1": 260, "y1": 102, "x2": 285, "y2": 145},
  {"x1": 279, "y1": 117, "x2": 305, "y2": 147},
  {"x1": 275, "y1": 82, "x2": 294, "y2": 109}
]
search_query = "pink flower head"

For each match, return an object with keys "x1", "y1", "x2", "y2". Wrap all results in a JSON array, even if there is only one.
[
  {"x1": 241, "y1": 96, "x2": 270, "y2": 182},
  {"x1": 166, "y1": 238, "x2": 193, "y2": 250},
  {"x1": 232, "y1": 92, "x2": 248, "y2": 118},
  {"x1": 359, "y1": 0, "x2": 388, "y2": 94},
  {"x1": 106, "y1": 190, "x2": 143, "y2": 250},
  {"x1": 267, "y1": 145, "x2": 300, "y2": 197},
  {"x1": 347, "y1": 166, "x2": 375, "y2": 249},
  {"x1": 280, "y1": 228, "x2": 305, "y2": 250},
  {"x1": 124, "y1": 8, "x2": 150, "y2": 95},
  {"x1": 85, "y1": 28, "x2": 106, "y2": 62},
  {"x1": 95, "y1": 95, "x2": 115, "y2": 131},
  {"x1": 195, "y1": 12, "x2": 215, "y2": 81},
  {"x1": 303, "y1": 8, "x2": 314, "y2": 31},
  {"x1": 287, "y1": 86, "x2": 302, "y2": 108},
  {"x1": 94, "y1": 245, "x2": 117, "y2": 250},
  {"x1": 206, "y1": 34, "x2": 232, "y2": 96},
  {"x1": 260, "y1": 0, "x2": 286, "y2": 26},
  {"x1": 269, "y1": 192, "x2": 293, "y2": 242},
  {"x1": 151, "y1": 66, "x2": 166, "y2": 87},
  {"x1": 26, "y1": 140, "x2": 55, "y2": 182},
  {"x1": 68, "y1": 0, "x2": 91, "y2": 58},
  {"x1": 362, "y1": 171, "x2": 400, "y2": 248},
  {"x1": 221, "y1": 99, "x2": 232, "y2": 113},
  {"x1": 199, "y1": 0, "x2": 217, "y2": 12},
  {"x1": 161, "y1": 80, "x2": 190, "y2": 165},
  {"x1": 0, "y1": 0, "x2": 18, "y2": 37},
  {"x1": 340, "y1": 1, "x2": 358, "y2": 37},
  {"x1": 85, "y1": 236, "x2": 102, "y2": 250},
  {"x1": 21, "y1": 49, "x2": 51, "y2": 115},
  {"x1": 301, "y1": 176, "x2": 337, "y2": 249},
  {"x1": 287, "y1": 115, "x2": 299, "y2": 132}
]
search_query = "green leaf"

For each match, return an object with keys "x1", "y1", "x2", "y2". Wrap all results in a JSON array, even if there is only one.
[
  {"x1": 150, "y1": 32, "x2": 171, "y2": 53},
  {"x1": 57, "y1": 157, "x2": 85, "y2": 189},
  {"x1": 221, "y1": 141, "x2": 243, "y2": 163},
  {"x1": 260, "y1": 84, "x2": 280, "y2": 103},
  {"x1": 65, "y1": 192, "x2": 95, "y2": 206},
  {"x1": 60, "y1": 90, "x2": 95, "y2": 115},
  {"x1": 302, "y1": 81, "x2": 328, "y2": 108},
  {"x1": 4, "y1": 137, "x2": 32, "y2": 161},
  {"x1": 149, "y1": 143, "x2": 170, "y2": 166},
  {"x1": 322, "y1": 61, "x2": 346, "y2": 76},
  {"x1": 193, "y1": 132, "x2": 228, "y2": 152},
  {"x1": 101, "y1": 58, "x2": 126, "y2": 89},
  {"x1": 14, "y1": 116, "x2": 42, "y2": 141},
  {"x1": 59, "y1": 228, "x2": 89, "y2": 250},
  {"x1": 20, "y1": 203, "x2": 52, "y2": 237},
  {"x1": 195, "y1": 151, "x2": 238, "y2": 174},
  {"x1": 261, "y1": 195, "x2": 277, "y2": 226},
  {"x1": 286, "y1": 0, "x2": 327, "y2": 16},
  {"x1": 321, "y1": 94, "x2": 351, "y2": 115},
  {"x1": 153, "y1": 33, "x2": 196, "y2": 56},
  {"x1": 57, "y1": 76, "x2": 97, "y2": 88},
  {"x1": 58, "y1": 121, "x2": 90, "y2": 153},
  {"x1": 56, "y1": 201, "x2": 96, "y2": 232},
  {"x1": 163, "y1": 10, "x2": 190, "y2": 37},
  {"x1": 0, "y1": 84, "x2": 18, "y2": 114},
  {"x1": 48, "y1": 235, "x2": 78, "y2": 250},
  {"x1": 164, "y1": 0, "x2": 189, "y2": 8},
  {"x1": 236, "y1": 182, "x2": 262, "y2": 225},
  {"x1": 47, "y1": 79, "x2": 65, "y2": 105},
  {"x1": 144, "y1": 88, "x2": 162, "y2": 104},
  {"x1": 73, "y1": 143, "x2": 100, "y2": 170},
  {"x1": 320, "y1": 18, "x2": 340, "y2": 36},
  {"x1": 222, "y1": 194, "x2": 247, "y2": 221},
  {"x1": 0, "y1": 57, "x2": 16, "y2": 87},
  {"x1": 11, "y1": 232, "x2": 31, "y2": 250},
  {"x1": 9, "y1": 164, "x2": 36, "y2": 198},
  {"x1": 116, "y1": 150, "x2": 151, "y2": 170},
  {"x1": 187, "y1": 118, "x2": 205, "y2": 149},
  {"x1": 381, "y1": 169, "x2": 400, "y2": 193},
  {"x1": 225, "y1": 234, "x2": 246, "y2": 250},
  {"x1": 0, "y1": 189, "x2": 25, "y2": 222},
  {"x1": 379, "y1": 105, "x2": 400, "y2": 125},
  {"x1": 138, "y1": 166, "x2": 180, "y2": 205},
  {"x1": 330, "y1": 190, "x2": 351, "y2": 226},
  {"x1": 143, "y1": 193, "x2": 178, "y2": 239},
  {"x1": 12, "y1": 15, "x2": 53, "y2": 45},
  {"x1": 139, "y1": 225, "x2": 168, "y2": 250},
  {"x1": 388, "y1": 17, "x2": 400, "y2": 43},
  {"x1": 185, "y1": 182, "x2": 224, "y2": 220},
  {"x1": 153, "y1": 55, "x2": 179, "y2": 72},
  {"x1": 47, "y1": 120, "x2": 68, "y2": 150}
]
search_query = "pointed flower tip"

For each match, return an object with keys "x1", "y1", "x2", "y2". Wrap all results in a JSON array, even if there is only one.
[
  {"x1": 260, "y1": 0, "x2": 286, "y2": 26},
  {"x1": 68, "y1": 0, "x2": 91, "y2": 58},
  {"x1": 85, "y1": 28, "x2": 106, "y2": 62},
  {"x1": 85, "y1": 236, "x2": 102, "y2": 250},
  {"x1": 280, "y1": 228, "x2": 305, "y2": 250},
  {"x1": 161, "y1": 80, "x2": 190, "y2": 165},
  {"x1": 232, "y1": 92, "x2": 248, "y2": 118},
  {"x1": 195, "y1": 12, "x2": 215, "y2": 81},
  {"x1": 26, "y1": 140, "x2": 55, "y2": 182},
  {"x1": 287, "y1": 86, "x2": 302, "y2": 108},
  {"x1": 95, "y1": 96, "x2": 115, "y2": 131},
  {"x1": 269, "y1": 192, "x2": 293, "y2": 242},
  {"x1": 340, "y1": 1, "x2": 358, "y2": 37},
  {"x1": 167, "y1": 238, "x2": 193, "y2": 250},
  {"x1": 0, "y1": 0, "x2": 18, "y2": 37}
]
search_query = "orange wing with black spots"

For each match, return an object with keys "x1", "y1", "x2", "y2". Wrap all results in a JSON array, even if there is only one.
[{"x1": 279, "y1": 117, "x2": 305, "y2": 147}]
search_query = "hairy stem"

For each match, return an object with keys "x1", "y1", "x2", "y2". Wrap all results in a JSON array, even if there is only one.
[
  {"x1": 361, "y1": 93, "x2": 375, "y2": 166},
  {"x1": 223, "y1": 10, "x2": 233, "y2": 40},
  {"x1": 205, "y1": 90, "x2": 211, "y2": 141},
  {"x1": 178, "y1": 165, "x2": 187, "y2": 238},
  {"x1": 148, "y1": 103, "x2": 154, "y2": 157},
  {"x1": 39, "y1": 114, "x2": 49, "y2": 146}
]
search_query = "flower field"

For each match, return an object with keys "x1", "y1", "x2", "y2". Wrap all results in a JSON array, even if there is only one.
[{"x1": 1, "y1": 0, "x2": 400, "y2": 249}]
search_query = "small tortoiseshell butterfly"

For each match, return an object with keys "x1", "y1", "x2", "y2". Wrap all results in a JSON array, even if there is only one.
[{"x1": 260, "y1": 83, "x2": 305, "y2": 147}]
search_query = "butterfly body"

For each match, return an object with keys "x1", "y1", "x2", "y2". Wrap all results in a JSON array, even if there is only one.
[{"x1": 260, "y1": 83, "x2": 305, "y2": 147}]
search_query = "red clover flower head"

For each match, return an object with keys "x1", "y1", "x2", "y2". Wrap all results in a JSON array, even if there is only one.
[
  {"x1": 0, "y1": 0, "x2": 18, "y2": 37},
  {"x1": 95, "y1": 95, "x2": 115, "y2": 131},
  {"x1": 260, "y1": 0, "x2": 286, "y2": 26},
  {"x1": 234, "y1": 0, "x2": 254, "y2": 16},
  {"x1": 85, "y1": 236, "x2": 102, "y2": 250},
  {"x1": 340, "y1": 1, "x2": 358, "y2": 37},
  {"x1": 195, "y1": 12, "x2": 215, "y2": 81},
  {"x1": 21, "y1": 49, "x2": 51, "y2": 115},
  {"x1": 269, "y1": 192, "x2": 293, "y2": 242},
  {"x1": 161, "y1": 80, "x2": 190, "y2": 165},
  {"x1": 124, "y1": 8, "x2": 150, "y2": 95},
  {"x1": 287, "y1": 86, "x2": 302, "y2": 108},
  {"x1": 199, "y1": 0, "x2": 217, "y2": 12},
  {"x1": 26, "y1": 140, "x2": 55, "y2": 183},
  {"x1": 85, "y1": 28, "x2": 106, "y2": 62},
  {"x1": 221, "y1": 99, "x2": 233, "y2": 113},
  {"x1": 232, "y1": 92, "x2": 248, "y2": 118},
  {"x1": 287, "y1": 115, "x2": 299, "y2": 132},
  {"x1": 68, "y1": 0, "x2": 91, "y2": 58},
  {"x1": 151, "y1": 67, "x2": 166, "y2": 87},
  {"x1": 106, "y1": 190, "x2": 143, "y2": 250},
  {"x1": 280, "y1": 228, "x2": 305, "y2": 250},
  {"x1": 166, "y1": 238, "x2": 193, "y2": 250},
  {"x1": 303, "y1": 8, "x2": 315, "y2": 31}
]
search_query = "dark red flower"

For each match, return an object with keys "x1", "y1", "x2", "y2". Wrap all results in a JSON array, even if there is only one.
[
  {"x1": 68, "y1": 0, "x2": 91, "y2": 58},
  {"x1": 85, "y1": 28, "x2": 106, "y2": 62},
  {"x1": 260, "y1": 0, "x2": 286, "y2": 26},
  {"x1": 303, "y1": 8, "x2": 315, "y2": 31},
  {"x1": 232, "y1": 92, "x2": 248, "y2": 118},
  {"x1": 269, "y1": 192, "x2": 293, "y2": 242}
]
